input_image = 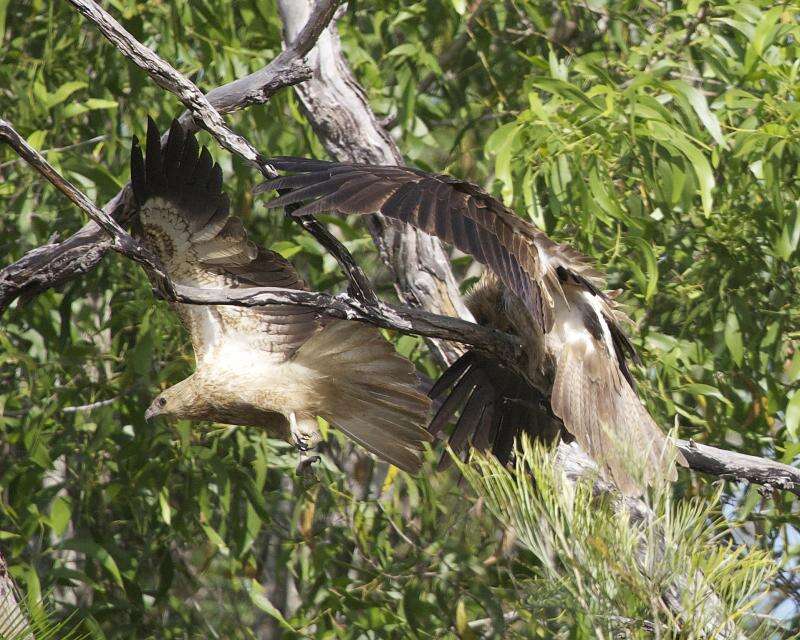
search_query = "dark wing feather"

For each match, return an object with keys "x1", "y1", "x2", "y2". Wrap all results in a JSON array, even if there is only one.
[
  {"x1": 131, "y1": 119, "x2": 319, "y2": 362},
  {"x1": 257, "y1": 159, "x2": 609, "y2": 334},
  {"x1": 428, "y1": 352, "x2": 563, "y2": 470}
]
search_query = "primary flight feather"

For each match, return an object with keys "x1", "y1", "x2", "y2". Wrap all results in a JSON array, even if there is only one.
[
  {"x1": 257, "y1": 158, "x2": 685, "y2": 494},
  {"x1": 131, "y1": 120, "x2": 432, "y2": 472}
]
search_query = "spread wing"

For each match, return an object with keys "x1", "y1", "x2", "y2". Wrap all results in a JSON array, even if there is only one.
[
  {"x1": 131, "y1": 121, "x2": 433, "y2": 472},
  {"x1": 257, "y1": 158, "x2": 682, "y2": 492},
  {"x1": 256, "y1": 158, "x2": 604, "y2": 334},
  {"x1": 131, "y1": 119, "x2": 318, "y2": 364}
]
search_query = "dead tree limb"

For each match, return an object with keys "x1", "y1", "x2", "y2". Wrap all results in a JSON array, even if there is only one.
[
  {"x1": 172, "y1": 284, "x2": 521, "y2": 363},
  {"x1": 675, "y1": 438, "x2": 800, "y2": 497},
  {"x1": 0, "y1": 119, "x2": 169, "y2": 285},
  {"x1": 0, "y1": 0, "x2": 341, "y2": 313}
]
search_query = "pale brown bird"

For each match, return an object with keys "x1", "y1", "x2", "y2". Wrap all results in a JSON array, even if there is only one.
[
  {"x1": 257, "y1": 159, "x2": 685, "y2": 494},
  {"x1": 131, "y1": 120, "x2": 432, "y2": 472}
]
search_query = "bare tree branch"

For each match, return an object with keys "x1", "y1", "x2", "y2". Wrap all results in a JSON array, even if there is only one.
[
  {"x1": 171, "y1": 284, "x2": 522, "y2": 364},
  {"x1": 166, "y1": 285, "x2": 797, "y2": 497},
  {"x1": 0, "y1": 119, "x2": 170, "y2": 286},
  {"x1": 675, "y1": 438, "x2": 800, "y2": 497},
  {"x1": 65, "y1": 0, "x2": 273, "y2": 176},
  {"x1": 0, "y1": 0, "x2": 341, "y2": 313}
]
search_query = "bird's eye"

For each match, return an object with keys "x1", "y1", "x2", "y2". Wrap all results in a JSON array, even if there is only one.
[{"x1": 158, "y1": 397, "x2": 167, "y2": 407}]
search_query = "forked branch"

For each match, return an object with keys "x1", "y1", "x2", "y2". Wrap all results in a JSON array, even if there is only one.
[{"x1": 0, "y1": 0, "x2": 342, "y2": 312}]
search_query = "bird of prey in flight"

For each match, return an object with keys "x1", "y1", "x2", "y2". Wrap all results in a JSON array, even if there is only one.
[
  {"x1": 130, "y1": 120, "x2": 432, "y2": 472},
  {"x1": 257, "y1": 159, "x2": 685, "y2": 495}
]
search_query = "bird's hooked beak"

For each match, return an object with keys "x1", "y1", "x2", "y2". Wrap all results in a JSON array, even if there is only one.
[{"x1": 144, "y1": 396, "x2": 166, "y2": 422}]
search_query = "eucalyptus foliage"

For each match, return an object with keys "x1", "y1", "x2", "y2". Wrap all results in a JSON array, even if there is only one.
[{"x1": 0, "y1": 0, "x2": 798, "y2": 638}]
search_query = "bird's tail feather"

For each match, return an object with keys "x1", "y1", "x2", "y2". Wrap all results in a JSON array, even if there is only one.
[{"x1": 293, "y1": 321, "x2": 432, "y2": 472}]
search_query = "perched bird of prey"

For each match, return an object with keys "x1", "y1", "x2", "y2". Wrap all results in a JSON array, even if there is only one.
[
  {"x1": 130, "y1": 120, "x2": 432, "y2": 472},
  {"x1": 257, "y1": 159, "x2": 685, "y2": 494}
]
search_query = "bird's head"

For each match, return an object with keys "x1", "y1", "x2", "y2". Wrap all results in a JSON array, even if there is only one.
[{"x1": 144, "y1": 377, "x2": 205, "y2": 422}]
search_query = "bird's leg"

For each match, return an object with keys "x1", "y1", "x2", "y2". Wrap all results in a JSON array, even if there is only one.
[
  {"x1": 289, "y1": 411, "x2": 321, "y2": 475},
  {"x1": 289, "y1": 411, "x2": 310, "y2": 451}
]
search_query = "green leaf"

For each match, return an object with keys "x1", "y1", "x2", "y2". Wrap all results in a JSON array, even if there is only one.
[
  {"x1": 245, "y1": 579, "x2": 296, "y2": 632},
  {"x1": 61, "y1": 539, "x2": 124, "y2": 588},
  {"x1": 486, "y1": 123, "x2": 521, "y2": 203},
  {"x1": 201, "y1": 523, "x2": 230, "y2": 556},
  {"x1": 386, "y1": 43, "x2": 419, "y2": 58},
  {"x1": 627, "y1": 237, "x2": 659, "y2": 301},
  {"x1": 0, "y1": 0, "x2": 9, "y2": 42},
  {"x1": 43, "y1": 81, "x2": 88, "y2": 109},
  {"x1": 49, "y1": 497, "x2": 72, "y2": 537},
  {"x1": 26, "y1": 130, "x2": 47, "y2": 151},
  {"x1": 680, "y1": 383, "x2": 733, "y2": 406},
  {"x1": 664, "y1": 80, "x2": 726, "y2": 147},
  {"x1": 84, "y1": 98, "x2": 118, "y2": 110},
  {"x1": 158, "y1": 488, "x2": 171, "y2": 526},
  {"x1": 786, "y1": 391, "x2": 800, "y2": 441},
  {"x1": 724, "y1": 310, "x2": 744, "y2": 366},
  {"x1": 786, "y1": 350, "x2": 800, "y2": 384},
  {"x1": 646, "y1": 121, "x2": 715, "y2": 215},
  {"x1": 455, "y1": 599, "x2": 478, "y2": 639},
  {"x1": 530, "y1": 77, "x2": 599, "y2": 111}
]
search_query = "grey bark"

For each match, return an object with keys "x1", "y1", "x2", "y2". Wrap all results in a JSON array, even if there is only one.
[{"x1": 0, "y1": 551, "x2": 33, "y2": 640}]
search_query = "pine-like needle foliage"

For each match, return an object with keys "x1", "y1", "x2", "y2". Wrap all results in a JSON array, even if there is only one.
[{"x1": 458, "y1": 439, "x2": 778, "y2": 639}]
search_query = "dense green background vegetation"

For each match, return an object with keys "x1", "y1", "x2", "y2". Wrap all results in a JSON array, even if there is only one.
[{"x1": 1, "y1": 0, "x2": 798, "y2": 637}]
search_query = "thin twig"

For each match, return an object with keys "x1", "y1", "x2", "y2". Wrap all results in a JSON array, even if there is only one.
[
  {"x1": 62, "y1": 397, "x2": 119, "y2": 413},
  {"x1": 0, "y1": 134, "x2": 106, "y2": 170}
]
